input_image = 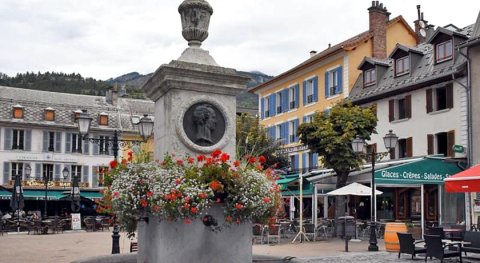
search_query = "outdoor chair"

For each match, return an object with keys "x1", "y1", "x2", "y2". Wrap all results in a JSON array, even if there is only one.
[
  {"x1": 267, "y1": 224, "x2": 281, "y2": 244},
  {"x1": 54, "y1": 219, "x2": 67, "y2": 234},
  {"x1": 252, "y1": 224, "x2": 265, "y2": 244},
  {"x1": 397, "y1": 232, "x2": 426, "y2": 259},
  {"x1": 424, "y1": 234, "x2": 462, "y2": 262},
  {"x1": 32, "y1": 220, "x2": 47, "y2": 234},
  {"x1": 279, "y1": 221, "x2": 290, "y2": 238},
  {"x1": 426, "y1": 226, "x2": 445, "y2": 239},
  {"x1": 101, "y1": 218, "x2": 111, "y2": 231},
  {"x1": 317, "y1": 219, "x2": 334, "y2": 239},
  {"x1": 303, "y1": 223, "x2": 316, "y2": 241},
  {"x1": 84, "y1": 217, "x2": 96, "y2": 232}
]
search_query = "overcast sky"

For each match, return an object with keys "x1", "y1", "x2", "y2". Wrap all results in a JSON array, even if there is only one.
[{"x1": 1, "y1": 0, "x2": 479, "y2": 80}]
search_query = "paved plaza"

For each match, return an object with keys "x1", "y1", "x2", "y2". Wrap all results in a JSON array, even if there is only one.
[{"x1": 0, "y1": 230, "x2": 478, "y2": 263}]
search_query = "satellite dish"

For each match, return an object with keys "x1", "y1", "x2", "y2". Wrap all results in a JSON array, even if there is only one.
[
  {"x1": 419, "y1": 20, "x2": 426, "y2": 29},
  {"x1": 420, "y1": 29, "x2": 427, "y2": 37}
]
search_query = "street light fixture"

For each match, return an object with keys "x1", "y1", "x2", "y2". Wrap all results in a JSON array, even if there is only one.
[
  {"x1": 62, "y1": 167, "x2": 69, "y2": 190},
  {"x1": 352, "y1": 130, "x2": 398, "y2": 251},
  {"x1": 76, "y1": 109, "x2": 154, "y2": 254}
]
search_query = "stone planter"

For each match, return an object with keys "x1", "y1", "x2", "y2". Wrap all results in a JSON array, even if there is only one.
[{"x1": 137, "y1": 204, "x2": 252, "y2": 263}]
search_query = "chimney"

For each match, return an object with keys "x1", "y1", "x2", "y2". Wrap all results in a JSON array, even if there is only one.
[
  {"x1": 368, "y1": 1, "x2": 390, "y2": 59},
  {"x1": 106, "y1": 84, "x2": 119, "y2": 106},
  {"x1": 413, "y1": 5, "x2": 428, "y2": 43},
  {"x1": 310, "y1": 50, "x2": 317, "y2": 57}
]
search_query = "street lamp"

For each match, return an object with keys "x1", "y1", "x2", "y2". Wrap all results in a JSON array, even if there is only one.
[
  {"x1": 352, "y1": 130, "x2": 398, "y2": 251},
  {"x1": 76, "y1": 109, "x2": 154, "y2": 254},
  {"x1": 62, "y1": 167, "x2": 69, "y2": 190}
]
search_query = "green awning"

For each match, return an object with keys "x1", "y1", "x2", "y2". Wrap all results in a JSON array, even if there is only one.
[
  {"x1": 80, "y1": 192, "x2": 104, "y2": 200},
  {"x1": 281, "y1": 181, "x2": 313, "y2": 196},
  {"x1": 23, "y1": 190, "x2": 66, "y2": 200},
  {"x1": 0, "y1": 189, "x2": 12, "y2": 200},
  {"x1": 276, "y1": 177, "x2": 298, "y2": 190},
  {"x1": 374, "y1": 157, "x2": 463, "y2": 185}
]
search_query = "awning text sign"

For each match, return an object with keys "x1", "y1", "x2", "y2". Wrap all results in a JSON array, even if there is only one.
[{"x1": 374, "y1": 158, "x2": 462, "y2": 185}]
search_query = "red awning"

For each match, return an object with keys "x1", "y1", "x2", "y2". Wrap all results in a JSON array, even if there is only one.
[{"x1": 444, "y1": 164, "x2": 480, "y2": 192}]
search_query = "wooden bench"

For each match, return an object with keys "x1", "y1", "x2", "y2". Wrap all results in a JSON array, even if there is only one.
[
  {"x1": 130, "y1": 241, "x2": 138, "y2": 252},
  {"x1": 463, "y1": 231, "x2": 480, "y2": 255}
]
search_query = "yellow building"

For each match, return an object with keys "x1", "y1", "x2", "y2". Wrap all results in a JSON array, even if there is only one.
[{"x1": 250, "y1": 2, "x2": 417, "y2": 172}]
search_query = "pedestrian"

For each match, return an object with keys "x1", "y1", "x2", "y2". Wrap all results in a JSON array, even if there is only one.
[{"x1": 356, "y1": 202, "x2": 367, "y2": 220}]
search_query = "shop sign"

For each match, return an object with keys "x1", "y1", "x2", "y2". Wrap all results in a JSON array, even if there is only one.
[
  {"x1": 71, "y1": 213, "x2": 82, "y2": 230},
  {"x1": 277, "y1": 145, "x2": 308, "y2": 154},
  {"x1": 377, "y1": 170, "x2": 448, "y2": 183},
  {"x1": 453, "y1": 145, "x2": 465, "y2": 153}
]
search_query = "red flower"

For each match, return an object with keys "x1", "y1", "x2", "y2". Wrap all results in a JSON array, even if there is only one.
[
  {"x1": 176, "y1": 159, "x2": 184, "y2": 165},
  {"x1": 188, "y1": 157, "x2": 195, "y2": 164},
  {"x1": 184, "y1": 218, "x2": 192, "y2": 224},
  {"x1": 175, "y1": 178, "x2": 182, "y2": 185},
  {"x1": 248, "y1": 157, "x2": 256, "y2": 164},
  {"x1": 235, "y1": 203, "x2": 244, "y2": 210},
  {"x1": 225, "y1": 215, "x2": 233, "y2": 222},
  {"x1": 184, "y1": 197, "x2": 191, "y2": 203},
  {"x1": 128, "y1": 151, "x2": 133, "y2": 156},
  {"x1": 233, "y1": 160, "x2": 240, "y2": 167},
  {"x1": 211, "y1": 149, "x2": 222, "y2": 158},
  {"x1": 220, "y1": 153, "x2": 230, "y2": 162},
  {"x1": 209, "y1": 180, "x2": 222, "y2": 191},
  {"x1": 198, "y1": 192, "x2": 208, "y2": 199},
  {"x1": 205, "y1": 157, "x2": 213, "y2": 165},
  {"x1": 112, "y1": 191, "x2": 119, "y2": 198},
  {"x1": 146, "y1": 191, "x2": 153, "y2": 197},
  {"x1": 256, "y1": 165, "x2": 263, "y2": 170},
  {"x1": 140, "y1": 199, "x2": 148, "y2": 208},
  {"x1": 263, "y1": 197, "x2": 271, "y2": 203},
  {"x1": 121, "y1": 159, "x2": 128, "y2": 165},
  {"x1": 190, "y1": 207, "x2": 198, "y2": 214},
  {"x1": 258, "y1": 156, "x2": 266, "y2": 163},
  {"x1": 109, "y1": 160, "x2": 118, "y2": 169},
  {"x1": 152, "y1": 205, "x2": 161, "y2": 212},
  {"x1": 197, "y1": 155, "x2": 206, "y2": 162}
]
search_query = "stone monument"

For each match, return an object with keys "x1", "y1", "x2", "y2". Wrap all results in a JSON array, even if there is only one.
[{"x1": 140, "y1": 1, "x2": 251, "y2": 262}]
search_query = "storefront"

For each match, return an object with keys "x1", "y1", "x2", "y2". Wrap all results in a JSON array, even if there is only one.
[{"x1": 277, "y1": 174, "x2": 314, "y2": 220}]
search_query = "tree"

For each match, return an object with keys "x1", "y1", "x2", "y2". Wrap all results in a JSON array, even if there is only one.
[
  {"x1": 297, "y1": 100, "x2": 377, "y2": 218},
  {"x1": 236, "y1": 113, "x2": 289, "y2": 169}
]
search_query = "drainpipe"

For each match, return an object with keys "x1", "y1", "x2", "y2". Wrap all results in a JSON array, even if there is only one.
[{"x1": 455, "y1": 47, "x2": 472, "y2": 228}]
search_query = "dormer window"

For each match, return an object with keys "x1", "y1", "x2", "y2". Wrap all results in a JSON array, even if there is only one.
[
  {"x1": 98, "y1": 113, "x2": 109, "y2": 126},
  {"x1": 395, "y1": 56, "x2": 410, "y2": 76},
  {"x1": 44, "y1": 107, "x2": 55, "y2": 121},
  {"x1": 12, "y1": 105, "x2": 24, "y2": 119},
  {"x1": 364, "y1": 69, "x2": 376, "y2": 87},
  {"x1": 435, "y1": 39, "x2": 453, "y2": 63},
  {"x1": 73, "y1": 110, "x2": 82, "y2": 122}
]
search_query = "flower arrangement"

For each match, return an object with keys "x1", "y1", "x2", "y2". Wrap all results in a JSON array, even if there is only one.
[{"x1": 107, "y1": 149, "x2": 281, "y2": 237}]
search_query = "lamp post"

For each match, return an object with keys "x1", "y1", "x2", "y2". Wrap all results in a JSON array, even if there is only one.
[
  {"x1": 76, "y1": 109, "x2": 154, "y2": 254},
  {"x1": 62, "y1": 167, "x2": 69, "y2": 190},
  {"x1": 42, "y1": 165, "x2": 53, "y2": 220},
  {"x1": 352, "y1": 130, "x2": 398, "y2": 252}
]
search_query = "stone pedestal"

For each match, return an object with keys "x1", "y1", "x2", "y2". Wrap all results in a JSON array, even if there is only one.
[{"x1": 136, "y1": 205, "x2": 252, "y2": 263}]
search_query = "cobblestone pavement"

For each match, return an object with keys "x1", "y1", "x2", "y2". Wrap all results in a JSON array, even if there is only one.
[{"x1": 301, "y1": 252, "x2": 469, "y2": 263}]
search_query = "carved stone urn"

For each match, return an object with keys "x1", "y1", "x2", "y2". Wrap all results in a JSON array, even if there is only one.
[{"x1": 178, "y1": 0, "x2": 213, "y2": 47}]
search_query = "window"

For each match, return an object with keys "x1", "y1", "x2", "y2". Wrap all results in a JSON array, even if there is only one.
[
  {"x1": 10, "y1": 163, "x2": 24, "y2": 181},
  {"x1": 397, "y1": 139, "x2": 408, "y2": 158},
  {"x1": 71, "y1": 133, "x2": 83, "y2": 153},
  {"x1": 364, "y1": 69, "x2": 376, "y2": 87},
  {"x1": 99, "y1": 113, "x2": 109, "y2": 126},
  {"x1": 12, "y1": 105, "x2": 24, "y2": 119},
  {"x1": 264, "y1": 96, "x2": 271, "y2": 118},
  {"x1": 275, "y1": 125, "x2": 281, "y2": 141},
  {"x1": 426, "y1": 84, "x2": 453, "y2": 113},
  {"x1": 289, "y1": 121, "x2": 295, "y2": 143},
  {"x1": 73, "y1": 110, "x2": 82, "y2": 122},
  {"x1": 71, "y1": 165, "x2": 82, "y2": 181},
  {"x1": 289, "y1": 85, "x2": 297, "y2": 109},
  {"x1": 328, "y1": 70, "x2": 339, "y2": 96},
  {"x1": 305, "y1": 79, "x2": 314, "y2": 104},
  {"x1": 276, "y1": 92, "x2": 282, "y2": 114},
  {"x1": 388, "y1": 95, "x2": 411, "y2": 122},
  {"x1": 44, "y1": 108, "x2": 55, "y2": 121},
  {"x1": 304, "y1": 115, "x2": 314, "y2": 123},
  {"x1": 435, "y1": 40, "x2": 453, "y2": 63},
  {"x1": 47, "y1": 132, "x2": 55, "y2": 152},
  {"x1": 428, "y1": 130, "x2": 455, "y2": 157},
  {"x1": 12, "y1": 129, "x2": 25, "y2": 150},
  {"x1": 42, "y1": 164, "x2": 54, "y2": 181},
  {"x1": 99, "y1": 136, "x2": 110, "y2": 155},
  {"x1": 395, "y1": 56, "x2": 410, "y2": 76}
]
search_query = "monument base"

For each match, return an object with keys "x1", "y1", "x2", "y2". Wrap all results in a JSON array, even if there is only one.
[{"x1": 137, "y1": 205, "x2": 252, "y2": 263}]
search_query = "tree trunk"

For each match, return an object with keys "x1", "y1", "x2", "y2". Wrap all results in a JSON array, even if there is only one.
[{"x1": 333, "y1": 170, "x2": 349, "y2": 236}]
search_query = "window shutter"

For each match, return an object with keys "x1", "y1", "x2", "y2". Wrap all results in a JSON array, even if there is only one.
[
  {"x1": 312, "y1": 153, "x2": 318, "y2": 169},
  {"x1": 293, "y1": 119, "x2": 299, "y2": 142},
  {"x1": 3, "y1": 162, "x2": 10, "y2": 184},
  {"x1": 92, "y1": 166, "x2": 99, "y2": 188},
  {"x1": 295, "y1": 84, "x2": 300, "y2": 108},
  {"x1": 65, "y1": 133, "x2": 72, "y2": 153},
  {"x1": 303, "y1": 116, "x2": 307, "y2": 123},
  {"x1": 55, "y1": 132, "x2": 62, "y2": 153},
  {"x1": 269, "y1": 94, "x2": 276, "y2": 117},
  {"x1": 24, "y1": 130, "x2": 32, "y2": 151},
  {"x1": 283, "y1": 123, "x2": 289, "y2": 144},
  {"x1": 42, "y1": 131, "x2": 49, "y2": 152},
  {"x1": 446, "y1": 84, "x2": 454, "y2": 109},
  {"x1": 93, "y1": 135, "x2": 99, "y2": 155},
  {"x1": 336, "y1": 67, "x2": 343, "y2": 95},
  {"x1": 427, "y1": 134, "x2": 434, "y2": 155},
  {"x1": 54, "y1": 164, "x2": 61, "y2": 180},
  {"x1": 406, "y1": 137, "x2": 413, "y2": 157},
  {"x1": 260, "y1": 98, "x2": 265, "y2": 119},
  {"x1": 447, "y1": 130, "x2": 455, "y2": 157},
  {"x1": 107, "y1": 136, "x2": 114, "y2": 156},
  {"x1": 390, "y1": 148, "x2": 396, "y2": 160},
  {"x1": 405, "y1": 95, "x2": 412, "y2": 118},
  {"x1": 271, "y1": 127, "x2": 276, "y2": 140},
  {"x1": 4, "y1": 128, "x2": 11, "y2": 150},
  {"x1": 82, "y1": 165, "x2": 89, "y2": 184},
  {"x1": 282, "y1": 89, "x2": 289, "y2": 112},
  {"x1": 293, "y1": 155, "x2": 299, "y2": 170},
  {"x1": 83, "y1": 138, "x2": 90, "y2": 155},
  {"x1": 302, "y1": 152, "x2": 307, "y2": 172},
  {"x1": 426, "y1": 89, "x2": 433, "y2": 113},
  {"x1": 35, "y1": 163, "x2": 41, "y2": 179},
  {"x1": 313, "y1": 76, "x2": 318, "y2": 102},
  {"x1": 324, "y1": 72, "x2": 329, "y2": 98},
  {"x1": 388, "y1": 100, "x2": 395, "y2": 122},
  {"x1": 302, "y1": 81, "x2": 307, "y2": 106}
]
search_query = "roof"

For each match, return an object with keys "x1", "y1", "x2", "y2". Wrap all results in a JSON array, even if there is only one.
[
  {"x1": 250, "y1": 15, "x2": 415, "y2": 93},
  {"x1": 349, "y1": 24, "x2": 473, "y2": 104},
  {"x1": 0, "y1": 85, "x2": 154, "y2": 133},
  {"x1": 389, "y1": 43, "x2": 424, "y2": 58},
  {"x1": 358, "y1": 57, "x2": 391, "y2": 70}
]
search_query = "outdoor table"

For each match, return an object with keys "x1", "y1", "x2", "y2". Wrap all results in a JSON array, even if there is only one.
[
  {"x1": 443, "y1": 228, "x2": 465, "y2": 240},
  {"x1": 41, "y1": 220, "x2": 54, "y2": 234}
]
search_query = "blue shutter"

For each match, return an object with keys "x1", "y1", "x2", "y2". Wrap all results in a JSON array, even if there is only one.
[
  {"x1": 282, "y1": 89, "x2": 289, "y2": 112},
  {"x1": 313, "y1": 76, "x2": 319, "y2": 102},
  {"x1": 302, "y1": 81, "x2": 307, "y2": 105},
  {"x1": 54, "y1": 164, "x2": 61, "y2": 180},
  {"x1": 313, "y1": 153, "x2": 318, "y2": 169},
  {"x1": 82, "y1": 165, "x2": 89, "y2": 183},
  {"x1": 325, "y1": 71, "x2": 330, "y2": 98},
  {"x1": 303, "y1": 116, "x2": 307, "y2": 123},
  {"x1": 272, "y1": 126, "x2": 277, "y2": 140},
  {"x1": 336, "y1": 67, "x2": 343, "y2": 94},
  {"x1": 293, "y1": 155, "x2": 299, "y2": 170},
  {"x1": 4, "y1": 128, "x2": 11, "y2": 150},
  {"x1": 65, "y1": 133, "x2": 72, "y2": 153},
  {"x1": 92, "y1": 166, "x2": 98, "y2": 188},
  {"x1": 302, "y1": 153, "x2": 307, "y2": 172},
  {"x1": 35, "y1": 163, "x2": 41, "y2": 179},
  {"x1": 55, "y1": 132, "x2": 62, "y2": 153},
  {"x1": 294, "y1": 119, "x2": 299, "y2": 142},
  {"x1": 269, "y1": 94, "x2": 275, "y2": 117},
  {"x1": 24, "y1": 130, "x2": 32, "y2": 151},
  {"x1": 42, "y1": 131, "x2": 49, "y2": 152},
  {"x1": 295, "y1": 84, "x2": 300, "y2": 108},
  {"x1": 282, "y1": 123, "x2": 288, "y2": 144},
  {"x1": 260, "y1": 98, "x2": 265, "y2": 119},
  {"x1": 3, "y1": 162, "x2": 10, "y2": 184}
]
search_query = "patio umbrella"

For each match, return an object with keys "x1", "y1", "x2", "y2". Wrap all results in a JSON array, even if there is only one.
[
  {"x1": 9, "y1": 175, "x2": 24, "y2": 212},
  {"x1": 444, "y1": 164, "x2": 480, "y2": 192},
  {"x1": 326, "y1": 182, "x2": 383, "y2": 196}
]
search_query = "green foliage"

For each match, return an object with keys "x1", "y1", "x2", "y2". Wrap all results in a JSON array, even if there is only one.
[
  {"x1": 297, "y1": 101, "x2": 377, "y2": 184},
  {"x1": 236, "y1": 114, "x2": 289, "y2": 169}
]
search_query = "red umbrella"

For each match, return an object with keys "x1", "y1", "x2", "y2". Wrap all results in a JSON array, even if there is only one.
[{"x1": 444, "y1": 164, "x2": 480, "y2": 192}]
